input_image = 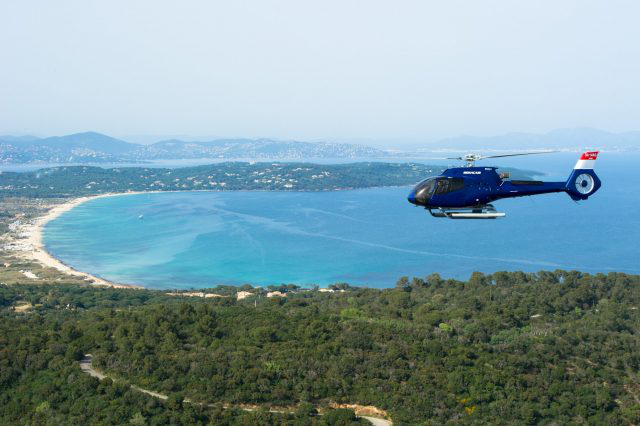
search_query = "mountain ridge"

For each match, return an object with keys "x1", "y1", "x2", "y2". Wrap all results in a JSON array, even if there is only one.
[
  {"x1": 0, "y1": 132, "x2": 389, "y2": 164},
  {"x1": 424, "y1": 127, "x2": 640, "y2": 152},
  {"x1": 1, "y1": 128, "x2": 638, "y2": 164}
]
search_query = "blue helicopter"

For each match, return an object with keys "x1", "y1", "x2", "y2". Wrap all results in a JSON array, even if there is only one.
[{"x1": 407, "y1": 151, "x2": 601, "y2": 219}]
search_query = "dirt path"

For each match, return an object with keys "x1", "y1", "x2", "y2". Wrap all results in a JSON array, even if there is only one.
[
  {"x1": 360, "y1": 416, "x2": 393, "y2": 426},
  {"x1": 79, "y1": 355, "x2": 392, "y2": 425},
  {"x1": 79, "y1": 355, "x2": 106, "y2": 380}
]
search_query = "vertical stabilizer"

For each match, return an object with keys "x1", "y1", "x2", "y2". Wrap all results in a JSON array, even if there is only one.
[
  {"x1": 566, "y1": 151, "x2": 601, "y2": 200},
  {"x1": 573, "y1": 151, "x2": 598, "y2": 169}
]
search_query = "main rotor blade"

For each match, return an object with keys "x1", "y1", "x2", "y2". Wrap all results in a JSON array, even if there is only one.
[{"x1": 480, "y1": 151, "x2": 558, "y2": 159}]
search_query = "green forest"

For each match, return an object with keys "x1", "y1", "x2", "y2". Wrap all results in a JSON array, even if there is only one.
[{"x1": 1, "y1": 271, "x2": 639, "y2": 425}]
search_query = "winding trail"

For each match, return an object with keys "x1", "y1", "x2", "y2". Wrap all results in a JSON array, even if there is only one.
[{"x1": 79, "y1": 355, "x2": 391, "y2": 426}]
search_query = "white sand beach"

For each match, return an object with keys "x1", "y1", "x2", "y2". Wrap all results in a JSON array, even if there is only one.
[{"x1": 20, "y1": 192, "x2": 144, "y2": 289}]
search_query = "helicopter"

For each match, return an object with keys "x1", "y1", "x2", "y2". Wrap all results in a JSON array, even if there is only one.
[{"x1": 407, "y1": 151, "x2": 601, "y2": 219}]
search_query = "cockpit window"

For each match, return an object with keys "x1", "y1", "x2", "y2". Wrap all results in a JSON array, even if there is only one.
[
  {"x1": 412, "y1": 177, "x2": 465, "y2": 204},
  {"x1": 435, "y1": 178, "x2": 464, "y2": 195},
  {"x1": 415, "y1": 178, "x2": 437, "y2": 200},
  {"x1": 449, "y1": 178, "x2": 464, "y2": 192},
  {"x1": 435, "y1": 179, "x2": 449, "y2": 195}
]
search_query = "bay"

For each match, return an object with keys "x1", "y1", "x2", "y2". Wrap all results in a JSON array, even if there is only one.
[{"x1": 43, "y1": 153, "x2": 640, "y2": 289}]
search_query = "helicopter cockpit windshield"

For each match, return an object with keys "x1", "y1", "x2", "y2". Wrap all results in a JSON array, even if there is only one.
[
  {"x1": 412, "y1": 177, "x2": 437, "y2": 204},
  {"x1": 409, "y1": 177, "x2": 466, "y2": 205}
]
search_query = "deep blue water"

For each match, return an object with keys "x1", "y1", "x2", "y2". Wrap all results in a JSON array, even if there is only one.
[{"x1": 43, "y1": 153, "x2": 639, "y2": 289}]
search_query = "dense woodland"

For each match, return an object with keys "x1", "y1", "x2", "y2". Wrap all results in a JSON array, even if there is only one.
[{"x1": 1, "y1": 271, "x2": 639, "y2": 425}]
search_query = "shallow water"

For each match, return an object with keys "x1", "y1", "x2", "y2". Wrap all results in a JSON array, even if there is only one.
[{"x1": 43, "y1": 153, "x2": 640, "y2": 288}]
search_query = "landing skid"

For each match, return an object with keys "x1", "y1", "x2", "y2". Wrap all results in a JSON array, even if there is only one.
[{"x1": 428, "y1": 204, "x2": 506, "y2": 219}]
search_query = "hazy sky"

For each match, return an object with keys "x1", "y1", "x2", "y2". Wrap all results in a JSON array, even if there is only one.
[{"x1": 1, "y1": 1, "x2": 639, "y2": 144}]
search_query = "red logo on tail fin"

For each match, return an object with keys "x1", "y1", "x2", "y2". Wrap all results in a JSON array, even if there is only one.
[{"x1": 580, "y1": 151, "x2": 598, "y2": 160}]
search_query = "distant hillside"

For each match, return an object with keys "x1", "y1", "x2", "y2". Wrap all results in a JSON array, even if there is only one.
[
  {"x1": 0, "y1": 132, "x2": 138, "y2": 163},
  {"x1": 34, "y1": 132, "x2": 137, "y2": 155},
  {"x1": 2, "y1": 128, "x2": 637, "y2": 164},
  {"x1": 131, "y1": 138, "x2": 387, "y2": 160},
  {"x1": 416, "y1": 128, "x2": 640, "y2": 153},
  {"x1": 0, "y1": 132, "x2": 391, "y2": 164}
]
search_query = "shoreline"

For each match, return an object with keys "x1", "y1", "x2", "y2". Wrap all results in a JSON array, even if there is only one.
[
  {"x1": 19, "y1": 188, "x2": 392, "y2": 291},
  {"x1": 22, "y1": 192, "x2": 147, "y2": 289}
]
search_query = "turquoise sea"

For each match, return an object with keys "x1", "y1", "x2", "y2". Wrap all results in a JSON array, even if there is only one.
[{"x1": 43, "y1": 153, "x2": 639, "y2": 289}]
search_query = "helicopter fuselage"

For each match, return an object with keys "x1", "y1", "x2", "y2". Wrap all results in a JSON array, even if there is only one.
[
  {"x1": 408, "y1": 151, "x2": 601, "y2": 219},
  {"x1": 407, "y1": 166, "x2": 566, "y2": 209}
]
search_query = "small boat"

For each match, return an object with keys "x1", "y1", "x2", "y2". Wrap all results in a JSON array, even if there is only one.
[{"x1": 138, "y1": 214, "x2": 144, "y2": 219}]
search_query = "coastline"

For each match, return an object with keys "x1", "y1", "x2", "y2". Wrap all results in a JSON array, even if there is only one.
[
  {"x1": 18, "y1": 188, "x2": 388, "y2": 291},
  {"x1": 22, "y1": 192, "x2": 145, "y2": 289}
]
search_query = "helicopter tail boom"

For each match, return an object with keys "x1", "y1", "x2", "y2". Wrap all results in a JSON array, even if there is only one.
[{"x1": 565, "y1": 151, "x2": 601, "y2": 201}]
